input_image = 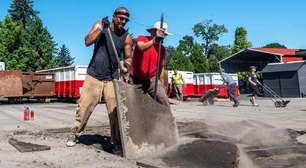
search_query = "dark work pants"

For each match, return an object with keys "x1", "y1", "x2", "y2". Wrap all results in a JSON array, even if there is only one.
[{"x1": 228, "y1": 83, "x2": 239, "y2": 104}]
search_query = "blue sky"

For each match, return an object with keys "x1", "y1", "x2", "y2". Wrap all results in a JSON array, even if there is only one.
[{"x1": 1, "y1": 0, "x2": 306, "y2": 65}]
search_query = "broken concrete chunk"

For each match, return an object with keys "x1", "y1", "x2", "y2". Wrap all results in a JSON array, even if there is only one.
[
  {"x1": 297, "y1": 134, "x2": 306, "y2": 144},
  {"x1": 8, "y1": 138, "x2": 50, "y2": 152}
]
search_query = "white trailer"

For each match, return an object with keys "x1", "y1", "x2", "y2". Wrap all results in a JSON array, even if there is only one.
[{"x1": 37, "y1": 65, "x2": 87, "y2": 98}]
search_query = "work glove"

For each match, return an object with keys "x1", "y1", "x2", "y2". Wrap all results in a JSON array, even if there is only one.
[
  {"x1": 154, "y1": 36, "x2": 164, "y2": 43},
  {"x1": 154, "y1": 29, "x2": 165, "y2": 43},
  {"x1": 101, "y1": 17, "x2": 110, "y2": 28},
  {"x1": 120, "y1": 61, "x2": 131, "y2": 73},
  {"x1": 120, "y1": 61, "x2": 131, "y2": 83}
]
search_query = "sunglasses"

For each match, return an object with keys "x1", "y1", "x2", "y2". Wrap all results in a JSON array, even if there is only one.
[{"x1": 117, "y1": 16, "x2": 129, "y2": 22}]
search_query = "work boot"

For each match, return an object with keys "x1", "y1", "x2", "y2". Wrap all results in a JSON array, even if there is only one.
[
  {"x1": 66, "y1": 135, "x2": 78, "y2": 147},
  {"x1": 233, "y1": 102, "x2": 239, "y2": 107}
]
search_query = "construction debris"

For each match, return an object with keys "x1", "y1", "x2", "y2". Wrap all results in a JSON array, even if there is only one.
[
  {"x1": 138, "y1": 139, "x2": 239, "y2": 168},
  {"x1": 8, "y1": 138, "x2": 50, "y2": 153}
]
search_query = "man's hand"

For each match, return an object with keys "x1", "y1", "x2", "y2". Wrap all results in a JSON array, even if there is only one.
[
  {"x1": 154, "y1": 36, "x2": 164, "y2": 43},
  {"x1": 120, "y1": 61, "x2": 131, "y2": 83},
  {"x1": 85, "y1": 20, "x2": 105, "y2": 46},
  {"x1": 121, "y1": 73, "x2": 130, "y2": 83},
  {"x1": 257, "y1": 82, "x2": 263, "y2": 86},
  {"x1": 154, "y1": 29, "x2": 165, "y2": 43},
  {"x1": 120, "y1": 61, "x2": 131, "y2": 73},
  {"x1": 101, "y1": 17, "x2": 110, "y2": 29}
]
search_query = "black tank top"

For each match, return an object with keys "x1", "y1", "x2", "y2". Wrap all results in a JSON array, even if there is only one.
[
  {"x1": 249, "y1": 72, "x2": 257, "y2": 82},
  {"x1": 87, "y1": 27, "x2": 128, "y2": 80}
]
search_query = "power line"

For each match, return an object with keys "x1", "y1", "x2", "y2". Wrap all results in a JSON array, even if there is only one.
[{"x1": 128, "y1": 19, "x2": 190, "y2": 39}]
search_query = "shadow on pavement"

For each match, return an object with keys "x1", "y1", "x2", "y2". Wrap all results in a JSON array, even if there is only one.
[{"x1": 78, "y1": 134, "x2": 113, "y2": 154}]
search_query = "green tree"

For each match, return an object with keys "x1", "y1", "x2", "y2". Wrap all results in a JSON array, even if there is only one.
[
  {"x1": 177, "y1": 35, "x2": 194, "y2": 57},
  {"x1": 1, "y1": 0, "x2": 58, "y2": 71},
  {"x1": 165, "y1": 46, "x2": 175, "y2": 70},
  {"x1": 0, "y1": 16, "x2": 30, "y2": 70},
  {"x1": 25, "y1": 17, "x2": 58, "y2": 70},
  {"x1": 189, "y1": 43, "x2": 209, "y2": 73},
  {"x1": 56, "y1": 44, "x2": 74, "y2": 67},
  {"x1": 8, "y1": 0, "x2": 38, "y2": 27},
  {"x1": 263, "y1": 43, "x2": 287, "y2": 48},
  {"x1": 208, "y1": 44, "x2": 232, "y2": 61},
  {"x1": 193, "y1": 20, "x2": 228, "y2": 57},
  {"x1": 232, "y1": 27, "x2": 252, "y2": 54},
  {"x1": 208, "y1": 56, "x2": 219, "y2": 72},
  {"x1": 169, "y1": 49, "x2": 193, "y2": 71},
  {"x1": 207, "y1": 44, "x2": 232, "y2": 72}
]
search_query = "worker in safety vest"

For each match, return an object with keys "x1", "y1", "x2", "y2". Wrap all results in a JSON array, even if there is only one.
[{"x1": 171, "y1": 69, "x2": 184, "y2": 101}]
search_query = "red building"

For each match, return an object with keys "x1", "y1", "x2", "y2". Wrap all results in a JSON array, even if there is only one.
[
  {"x1": 220, "y1": 48, "x2": 306, "y2": 73},
  {"x1": 255, "y1": 48, "x2": 304, "y2": 63}
]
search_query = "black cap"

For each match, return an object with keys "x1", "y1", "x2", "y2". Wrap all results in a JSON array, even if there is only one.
[{"x1": 113, "y1": 7, "x2": 130, "y2": 17}]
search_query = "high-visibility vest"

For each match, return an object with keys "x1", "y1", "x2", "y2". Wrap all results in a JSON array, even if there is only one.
[{"x1": 172, "y1": 73, "x2": 184, "y2": 85}]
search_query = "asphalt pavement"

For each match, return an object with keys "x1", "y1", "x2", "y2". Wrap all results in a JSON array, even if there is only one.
[{"x1": 0, "y1": 97, "x2": 306, "y2": 167}]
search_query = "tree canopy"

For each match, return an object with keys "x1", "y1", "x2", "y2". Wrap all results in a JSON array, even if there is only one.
[
  {"x1": 0, "y1": 0, "x2": 71, "y2": 71},
  {"x1": 8, "y1": 0, "x2": 38, "y2": 27},
  {"x1": 177, "y1": 35, "x2": 194, "y2": 57},
  {"x1": 168, "y1": 48, "x2": 194, "y2": 72},
  {"x1": 193, "y1": 20, "x2": 227, "y2": 57},
  {"x1": 263, "y1": 43, "x2": 287, "y2": 48},
  {"x1": 166, "y1": 20, "x2": 231, "y2": 73},
  {"x1": 189, "y1": 43, "x2": 208, "y2": 73},
  {"x1": 232, "y1": 26, "x2": 252, "y2": 54},
  {"x1": 56, "y1": 44, "x2": 75, "y2": 67}
]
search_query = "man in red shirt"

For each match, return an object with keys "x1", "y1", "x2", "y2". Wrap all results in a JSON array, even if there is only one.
[{"x1": 131, "y1": 21, "x2": 171, "y2": 106}]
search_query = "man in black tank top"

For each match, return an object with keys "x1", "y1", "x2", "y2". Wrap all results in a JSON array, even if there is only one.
[{"x1": 66, "y1": 7, "x2": 133, "y2": 153}]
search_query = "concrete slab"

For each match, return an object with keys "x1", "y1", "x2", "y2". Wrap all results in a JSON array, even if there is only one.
[
  {"x1": 8, "y1": 138, "x2": 50, "y2": 152},
  {"x1": 113, "y1": 80, "x2": 178, "y2": 159}
]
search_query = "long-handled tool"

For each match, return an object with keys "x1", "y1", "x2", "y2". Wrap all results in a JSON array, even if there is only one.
[
  {"x1": 261, "y1": 84, "x2": 290, "y2": 108},
  {"x1": 154, "y1": 13, "x2": 164, "y2": 100},
  {"x1": 106, "y1": 25, "x2": 130, "y2": 83},
  {"x1": 106, "y1": 27, "x2": 124, "y2": 74}
]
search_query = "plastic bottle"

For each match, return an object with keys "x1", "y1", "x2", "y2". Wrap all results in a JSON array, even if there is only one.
[
  {"x1": 30, "y1": 110, "x2": 35, "y2": 120},
  {"x1": 23, "y1": 107, "x2": 30, "y2": 121}
]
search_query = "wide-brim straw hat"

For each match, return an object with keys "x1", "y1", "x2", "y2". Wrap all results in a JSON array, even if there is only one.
[{"x1": 146, "y1": 21, "x2": 172, "y2": 35}]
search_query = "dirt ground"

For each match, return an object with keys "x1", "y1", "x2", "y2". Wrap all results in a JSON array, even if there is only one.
[{"x1": 0, "y1": 97, "x2": 306, "y2": 168}]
